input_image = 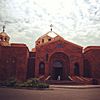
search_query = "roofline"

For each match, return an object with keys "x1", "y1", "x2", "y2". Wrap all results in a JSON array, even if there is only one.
[
  {"x1": 36, "y1": 38, "x2": 82, "y2": 49},
  {"x1": 36, "y1": 31, "x2": 63, "y2": 42},
  {"x1": 84, "y1": 46, "x2": 100, "y2": 52}
]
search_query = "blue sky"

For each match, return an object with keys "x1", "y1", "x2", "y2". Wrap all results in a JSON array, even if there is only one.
[{"x1": 0, "y1": 0, "x2": 100, "y2": 50}]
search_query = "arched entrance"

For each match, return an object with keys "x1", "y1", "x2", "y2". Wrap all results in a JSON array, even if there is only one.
[
  {"x1": 49, "y1": 52, "x2": 69, "y2": 80},
  {"x1": 52, "y1": 60, "x2": 63, "y2": 80},
  {"x1": 74, "y1": 63, "x2": 80, "y2": 76},
  {"x1": 84, "y1": 59, "x2": 91, "y2": 77}
]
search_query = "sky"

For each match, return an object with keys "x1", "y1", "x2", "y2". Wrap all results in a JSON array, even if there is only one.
[{"x1": 0, "y1": 0, "x2": 100, "y2": 50}]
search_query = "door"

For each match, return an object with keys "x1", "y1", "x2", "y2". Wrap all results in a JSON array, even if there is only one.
[{"x1": 52, "y1": 60, "x2": 63, "y2": 80}]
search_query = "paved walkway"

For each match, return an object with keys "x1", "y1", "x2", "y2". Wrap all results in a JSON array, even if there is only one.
[
  {"x1": 50, "y1": 85, "x2": 100, "y2": 89},
  {"x1": 0, "y1": 87, "x2": 100, "y2": 100}
]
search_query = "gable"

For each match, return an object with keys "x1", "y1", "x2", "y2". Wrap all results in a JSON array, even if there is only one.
[{"x1": 36, "y1": 39, "x2": 83, "y2": 53}]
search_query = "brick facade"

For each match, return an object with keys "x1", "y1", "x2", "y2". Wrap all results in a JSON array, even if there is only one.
[
  {"x1": 35, "y1": 39, "x2": 84, "y2": 80},
  {"x1": 84, "y1": 46, "x2": 100, "y2": 78},
  {"x1": 0, "y1": 30, "x2": 100, "y2": 82},
  {"x1": 0, "y1": 44, "x2": 29, "y2": 81}
]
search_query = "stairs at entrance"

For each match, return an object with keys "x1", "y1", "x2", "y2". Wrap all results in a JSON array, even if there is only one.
[
  {"x1": 70, "y1": 76, "x2": 93, "y2": 85},
  {"x1": 44, "y1": 76, "x2": 93, "y2": 85},
  {"x1": 38, "y1": 75, "x2": 93, "y2": 85}
]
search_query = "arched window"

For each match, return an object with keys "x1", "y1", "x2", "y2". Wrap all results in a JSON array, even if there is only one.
[
  {"x1": 39, "y1": 62, "x2": 45, "y2": 75},
  {"x1": 74, "y1": 63, "x2": 80, "y2": 76},
  {"x1": 5, "y1": 38, "x2": 7, "y2": 41},
  {"x1": 53, "y1": 60, "x2": 63, "y2": 68},
  {"x1": 42, "y1": 39, "x2": 44, "y2": 43}
]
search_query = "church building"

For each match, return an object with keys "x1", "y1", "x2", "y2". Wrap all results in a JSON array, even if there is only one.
[{"x1": 0, "y1": 25, "x2": 100, "y2": 84}]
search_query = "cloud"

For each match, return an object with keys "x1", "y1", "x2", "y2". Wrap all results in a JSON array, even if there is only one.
[{"x1": 0, "y1": 0, "x2": 100, "y2": 50}]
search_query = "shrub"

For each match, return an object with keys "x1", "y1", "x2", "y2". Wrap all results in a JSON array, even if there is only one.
[
  {"x1": 0, "y1": 81, "x2": 7, "y2": 87},
  {"x1": 16, "y1": 83, "x2": 25, "y2": 87},
  {"x1": 37, "y1": 83, "x2": 49, "y2": 88},
  {"x1": 25, "y1": 78, "x2": 49, "y2": 88},
  {"x1": 0, "y1": 78, "x2": 49, "y2": 89},
  {"x1": 0, "y1": 78, "x2": 17, "y2": 87},
  {"x1": 26, "y1": 78, "x2": 39, "y2": 87}
]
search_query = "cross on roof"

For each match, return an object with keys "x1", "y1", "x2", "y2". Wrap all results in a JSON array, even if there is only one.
[
  {"x1": 50, "y1": 24, "x2": 53, "y2": 31},
  {"x1": 3, "y1": 25, "x2": 5, "y2": 32}
]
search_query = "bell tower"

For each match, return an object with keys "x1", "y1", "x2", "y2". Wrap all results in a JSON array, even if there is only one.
[{"x1": 0, "y1": 25, "x2": 10, "y2": 46}]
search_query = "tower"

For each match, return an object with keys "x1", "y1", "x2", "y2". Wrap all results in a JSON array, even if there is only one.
[
  {"x1": 35, "y1": 24, "x2": 64, "y2": 46},
  {"x1": 0, "y1": 25, "x2": 10, "y2": 46}
]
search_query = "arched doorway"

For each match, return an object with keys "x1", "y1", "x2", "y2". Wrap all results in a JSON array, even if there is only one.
[
  {"x1": 49, "y1": 52, "x2": 69, "y2": 80},
  {"x1": 52, "y1": 60, "x2": 63, "y2": 80},
  {"x1": 84, "y1": 59, "x2": 91, "y2": 77}
]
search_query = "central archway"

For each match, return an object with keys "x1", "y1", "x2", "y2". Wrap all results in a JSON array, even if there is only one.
[
  {"x1": 49, "y1": 52, "x2": 70, "y2": 80},
  {"x1": 52, "y1": 60, "x2": 63, "y2": 80}
]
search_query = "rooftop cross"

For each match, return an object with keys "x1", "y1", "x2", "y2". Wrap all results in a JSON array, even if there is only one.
[
  {"x1": 50, "y1": 24, "x2": 53, "y2": 31},
  {"x1": 3, "y1": 25, "x2": 5, "y2": 32}
]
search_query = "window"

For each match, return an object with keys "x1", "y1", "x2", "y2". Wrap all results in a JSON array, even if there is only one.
[
  {"x1": 5, "y1": 38, "x2": 7, "y2": 41},
  {"x1": 42, "y1": 39, "x2": 44, "y2": 43},
  {"x1": 56, "y1": 44, "x2": 63, "y2": 48},
  {"x1": 74, "y1": 63, "x2": 80, "y2": 76},
  {"x1": 39, "y1": 62, "x2": 45, "y2": 75},
  {"x1": 0, "y1": 37, "x2": 3, "y2": 41},
  {"x1": 53, "y1": 60, "x2": 63, "y2": 68},
  {"x1": 38, "y1": 41, "x2": 40, "y2": 44},
  {"x1": 48, "y1": 38, "x2": 51, "y2": 41}
]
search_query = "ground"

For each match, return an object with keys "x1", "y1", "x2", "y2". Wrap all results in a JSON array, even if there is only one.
[{"x1": 0, "y1": 86, "x2": 100, "y2": 100}]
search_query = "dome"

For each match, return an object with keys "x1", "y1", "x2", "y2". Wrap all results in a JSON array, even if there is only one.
[
  {"x1": 0, "y1": 25, "x2": 10, "y2": 38},
  {"x1": 0, "y1": 32, "x2": 10, "y2": 38},
  {"x1": 36, "y1": 30, "x2": 64, "y2": 46},
  {"x1": 0, "y1": 26, "x2": 10, "y2": 46},
  {"x1": 35, "y1": 25, "x2": 64, "y2": 46}
]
